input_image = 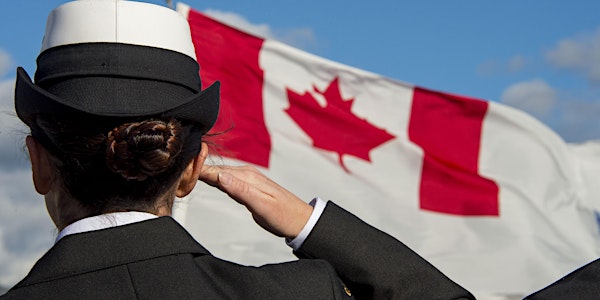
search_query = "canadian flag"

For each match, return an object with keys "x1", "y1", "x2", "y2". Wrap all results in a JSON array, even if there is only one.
[{"x1": 175, "y1": 4, "x2": 600, "y2": 297}]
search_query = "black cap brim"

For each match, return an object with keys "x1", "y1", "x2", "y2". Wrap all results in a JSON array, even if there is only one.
[{"x1": 15, "y1": 67, "x2": 220, "y2": 134}]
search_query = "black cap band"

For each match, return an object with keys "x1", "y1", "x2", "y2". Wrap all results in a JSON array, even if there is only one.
[{"x1": 35, "y1": 43, "x2": 202, "y2": 93}]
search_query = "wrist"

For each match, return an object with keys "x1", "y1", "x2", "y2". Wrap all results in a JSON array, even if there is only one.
[{"x1": 286, "y1": 198, "x2": 327, "y2": 250}]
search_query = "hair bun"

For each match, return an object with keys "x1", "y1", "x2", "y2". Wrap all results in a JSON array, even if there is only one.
[{"x1": 106, "y1": 119, "x2": 183, "y2": 181}]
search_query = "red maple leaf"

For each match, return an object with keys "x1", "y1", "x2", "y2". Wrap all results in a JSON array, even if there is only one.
[{"x1": 285, "y1": 77, "x2": 396, "y2": 172}]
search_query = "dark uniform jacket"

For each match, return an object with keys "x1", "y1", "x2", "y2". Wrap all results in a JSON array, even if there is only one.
[
  {"x1": 525, "y1": 258, "x2": 600, "y2": 299},
  {"x1": 1, "y1": 202, "x2": 474, "y2": 299}
]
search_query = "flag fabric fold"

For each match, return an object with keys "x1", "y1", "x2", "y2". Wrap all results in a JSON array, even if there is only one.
[{"x1": 175, "y1": 3, "x2": 600, "y2": 297}]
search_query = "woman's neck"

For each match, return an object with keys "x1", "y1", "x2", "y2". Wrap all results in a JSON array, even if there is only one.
[{"x1": 45, "y1": 191, "x2": 175, "y2": 231}]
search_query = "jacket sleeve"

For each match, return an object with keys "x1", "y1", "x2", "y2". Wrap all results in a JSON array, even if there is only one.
[
  {"x1": 524, "y1": 258, "x2": 600, "y2": 300},
  {"x1": 294, "y1": 201, "x2": 475, "y2": 300}
]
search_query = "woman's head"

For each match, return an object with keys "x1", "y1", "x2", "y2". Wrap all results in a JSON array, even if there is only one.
[
  {"x1": 30, "y1": 114, "x2": 204, "y2": 214},
  {"x1": 14, "y1": 1, "x2": 220, "y2": 225}
]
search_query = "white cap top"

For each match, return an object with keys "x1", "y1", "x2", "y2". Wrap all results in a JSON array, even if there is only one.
[{"x1": 41, "y1": 0, "x2": 197, "y2": 60}]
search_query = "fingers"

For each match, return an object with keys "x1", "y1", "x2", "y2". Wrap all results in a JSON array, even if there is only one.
[
  {"x1": 199, "y1": 165, "x2": 281, "y2": 196},
  {"x1": 197, "y1": 164, "x2": 313, "y2": 238},
  {"x1": 216, "y1": 172, "x2": 266, "y2": 207},
  {"x1": 198, "y1": 165, "x2": 271, "y2": 204},
  {"x1": 198, "y1": 164, "x2": 252, "y2": 186},
  {"x1": 197, "y1": 164, "x2": 224, "y2": 186}
]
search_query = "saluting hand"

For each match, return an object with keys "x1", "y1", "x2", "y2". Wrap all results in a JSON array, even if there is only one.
[{"x1": 198, "y1": 165, "x2": 313, "y2": 239}]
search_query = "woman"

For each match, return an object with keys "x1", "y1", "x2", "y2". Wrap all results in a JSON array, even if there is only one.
[{"x1": 2, "y1": 1, "x2": 473, "y2": 299}]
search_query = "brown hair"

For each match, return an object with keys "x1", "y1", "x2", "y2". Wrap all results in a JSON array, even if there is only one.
[
  {"x1": 106, "y1": 119, "x2": 184, "y2": 181},
  {"x1": 31, "y1": 114, "x2": 204, "y2": 214}
]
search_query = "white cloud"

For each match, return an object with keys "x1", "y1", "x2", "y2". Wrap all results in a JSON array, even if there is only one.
[
  {"x1": 476, "y1": 60, "x2": 498, "y2": 76},
  {"x1": 0, "y1": 50, "x2": 50, "y2": 289},
  {"x1": 0, "y1": 169, "x2": 54, "y2": 288},
  {"x1": 204, "y1": 9, "x2": 273, "y2": 38},
  {"x1": 507, "y1": 55, "x2": 527, "y2": 73},
  {"x1": 272, "y1": 28, "x2": 317, "y2": 50},
  {"x1": 477, "y1": 55, "x2": 527, "y2": 76},
  {"x1": 0, "y1": 78, "x2": 29, "y2": 171},
  {"x1": 556, "y1": 98, "x2": 600, "y2": 143},
  {"x1": 500, "y1": 78, "x2": 600, "y2": 143},
  {"x1": 203, "y1": 9, "x2": 317, "y2": 50},
  {"x1": 0, "y1": 49, "x2": 11, "y2": 78},
  {"x1": 545, "y1": 27, "x2": 600, "y2": 85},
  {"x1": 500, "y1": 78, "x2": 557, "y2": 118},
  {"x1": 494, "y1": 29, "x2": 600, "y2": 143}
]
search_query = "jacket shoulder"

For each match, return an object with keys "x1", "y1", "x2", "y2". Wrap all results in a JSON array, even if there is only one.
[{"x1": 194, "y1": 255, "x2": 353, "y2": 299}]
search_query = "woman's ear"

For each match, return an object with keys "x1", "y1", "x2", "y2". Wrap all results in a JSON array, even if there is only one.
[
  {"x1": 176, "y1": 142, "x2": 209, "y2": 197},
  {"x1": 26, "y1": 136, "x2": 53, "y2": 195}
]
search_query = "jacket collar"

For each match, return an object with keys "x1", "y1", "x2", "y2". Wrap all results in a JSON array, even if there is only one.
[{"x1": 14, "y1": 217, "x2": 210, "y2": 288}]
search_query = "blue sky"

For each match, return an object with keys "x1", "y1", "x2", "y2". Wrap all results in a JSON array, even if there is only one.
[
  {"x1": 0, "y1": 0, "x2": 599, "y2": 290},
  {"x1": 2, "y1": 0, "x2": 600, "y2": 142}
]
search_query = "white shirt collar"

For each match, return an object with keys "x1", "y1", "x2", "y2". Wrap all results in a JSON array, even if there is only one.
[{"x1": 55, "y1": 211, "x2": 159, "y2": 244}]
